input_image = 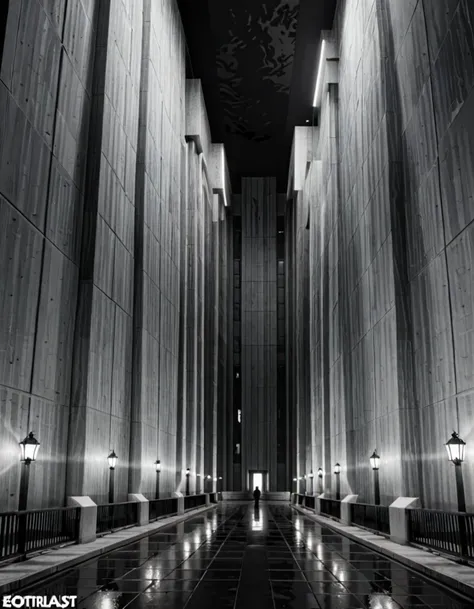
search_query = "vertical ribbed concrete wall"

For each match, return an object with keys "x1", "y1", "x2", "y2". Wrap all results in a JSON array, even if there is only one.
[
  {"x1": 69, "y1": 0, "x2": 143, "y2": 505},
  {"x1": 241, "y1": 178, "x2": 278, "y2": 491},
  {"x1": 0, "y1": 1, "x2": 231, "y2": 510},
  {"x1": 290, "y1": 0, "x2": 474, "y2": 510},
  {"x1": 0, "y1": 0, "x2": 99, "y2": 510},
  {"x1": 129, "y1": 0, "x2": 185, "y2": 498}
]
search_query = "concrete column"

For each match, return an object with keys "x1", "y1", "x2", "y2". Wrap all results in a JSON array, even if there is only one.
[
  {"x1": 67, "y1": 497, "x2": 97, "y2": 544},
  {"x1": 128, "y1": 493, "x2": 149, "y2": 526},
  {"x1": 389, "y1": 497, "x2": 420, "y2": 545},
  {"x1": 340, "y1": 494, "x2": 358, "y2": 525}
]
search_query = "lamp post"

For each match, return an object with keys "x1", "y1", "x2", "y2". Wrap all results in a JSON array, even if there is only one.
[
  {"x1": 445, "y1": 431, "x2": 467, "y2": 562},
  {"x1": 445, "y1": 432, "x2": 466, "y2": 511},
  {"x1": 206, "y1": 474, "x2": 212, "y2": 494},
  {"x1": 334, "y1": 463, "x2": 341, "y2": 500},
  {"x1": 185, "y1": 467, "x2": 190, "y2": 496},
  {"x1": 218, "y1": 476, "x2": 223, "y2": 499},
  {"x1": 18, "y1": 432, "x2": 40, "y2": 511},
  {"x1": 369, "y1": 450, "x2": 381, "y2": 506},
  {"x1": 155, "y1": 459, "x2": 161, "y2": 499},
  {"x1": 18, "y1": 432, "x2": 40, "y2": 557},
  {"x1": 309, "y1": 470, "x2": 314, "y2": 495},
  {"x1": 293, "y1": 477, "x2": 297, "y2": 494},
  {"x1": 317, "y1": 468, "x2": 323, "y2": 494},
  {"x1": 108, "y1": 450, "x2": 118, "y2": 504}
]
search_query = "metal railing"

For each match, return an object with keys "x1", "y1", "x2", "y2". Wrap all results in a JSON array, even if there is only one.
[
  {"x1": 320, "y1": 498, "x2": 341, "y2": 520},
  {"x1": 351, "y1": 503, "x2": 390, "y2": 535},
  {"x1": 408, "y1": 508, "x2": 474, "y2": 562},
  {"x1": 96, "y1": 502, "x2": 138, "y2": 535},
  {"x1": 184, "y1": 494, "x2": 207, "y2": 511},
  {"x1": 305, "y1": 495, "x2": 316, "y2": 510},
  {"x1": 149, "y1": 498, "x2": 178, "y2": 522},
  {"x1": 0, "y1": 507, "x2": 80, "y2": 561},
  {"x1": 209, "y1": 493, "x2": 218, "y2": 504},
  {"x1": 296, "y1": 494, "x2": 305, "y2": 505}
]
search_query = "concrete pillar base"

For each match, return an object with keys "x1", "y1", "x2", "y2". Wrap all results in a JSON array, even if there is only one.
[
  {"x1": 315, "y1": 493, "x2": 325, "y2": 514},
  {"x1": 67, "y1": 496, "x2": 97, "y2": 544},
  {"x1": 128, "y1": 494, "x2": 149, "y2": 526},
  {"x1": 173, "y1": 492, "x2": 185, "y2": 515},
  {"x1": 389, "y1": 497, "x2": 420, "y2": 544},
  {"x1": 340, "y1": 494, "x2": 358, "y2": 525}
]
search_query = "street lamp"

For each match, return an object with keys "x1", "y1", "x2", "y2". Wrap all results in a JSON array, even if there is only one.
[
  {"x1": 445, "y1": 432, "x2": 466, "y2": 512},
  {"x1": 317, "y1": 468, "x2": 323, "y2": 494},
  {"x1": 293, "y1": 477, "x2": 297, "y2": 494},
  {"x1": 370, "y1": 449, "x2": 380, "y2": 505},
  {"x1": 334, "y1": 463, "x2": 341, "y2": 500},
  {"x1": 155, "y1": 459, "x2": 161, "y2": 499},
  {"x1": 309, "y1": 470, "x2": 314, "y2": 495},
  {"x1": 445, "y1": 431, "x2": 467, "y2": 562},
  {"x1": 186, "y1": 467, "x2": 190, "y2": 496},
  {"x1": 108, "y1": 450, "x2": 118, "y2": 504},
  {"x1": 18, "y1": 432, "x2": 40, "y2": 556},
  {"x1": 18, "y1": 432, "x2": 40, "y2": 511}
]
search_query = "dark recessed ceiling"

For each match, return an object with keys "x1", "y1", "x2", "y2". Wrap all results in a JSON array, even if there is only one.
[{"x1": 177, "y1": 0, "x2": 337, "y2": 192}]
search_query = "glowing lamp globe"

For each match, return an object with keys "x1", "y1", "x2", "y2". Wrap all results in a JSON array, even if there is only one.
[
  {"x1": 445, "y1": 432, "x2": 466, "y2": 464},
  {"x1": 369, "y1": 450, "x2": 380, "y2": 470},
  {"x1": 107, "y1": 450, "x2": 118, "y2": 470},
  {"x1": 19, "y1": 432, "x2": 40, "y2": 463}
]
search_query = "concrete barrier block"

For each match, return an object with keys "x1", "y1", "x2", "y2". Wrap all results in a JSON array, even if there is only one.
[
  {"x1": 128, "y1": 493, "x2": 149, "y2": 526},
  {"x1": 315, "y1": 493, "x2": 326, "y2": 514},
  {"x1": 389, "y1": 497, "x2": 420, "y2": 545},
  {"x1": 68, "y1": 496, "x2": 97, "y2": 544},
  {"x1": 173, "y1": 492, "x2": 184, "y2": 515},
  {"x1": 340, "y1": 494, "x2": 358, "y2": 525}
]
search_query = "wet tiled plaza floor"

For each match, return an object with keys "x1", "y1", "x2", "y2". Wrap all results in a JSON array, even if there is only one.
[{"x1": 18, "y1": 504, "x2": 473, "y2": 608}]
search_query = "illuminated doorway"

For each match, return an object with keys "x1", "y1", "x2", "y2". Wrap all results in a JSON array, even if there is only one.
[
  {"x1": 249, "y1": 470, "x2": 268, "y2": 492},
  {"x1": 253, "y1": 472, "x2": 263, "y2": 490}
]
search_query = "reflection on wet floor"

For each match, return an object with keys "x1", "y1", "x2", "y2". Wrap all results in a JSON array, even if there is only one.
[{"x1": 18, "y1": 504, "x2": 473, "y2": 609}]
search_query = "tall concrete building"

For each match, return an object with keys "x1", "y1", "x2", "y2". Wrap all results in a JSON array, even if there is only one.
[
  {"x1": 3, "y1": 1, "x2": 474, "y2": 607},
  {"x1": 1, "y1": 0, "x2": 474, "y2": 523}
]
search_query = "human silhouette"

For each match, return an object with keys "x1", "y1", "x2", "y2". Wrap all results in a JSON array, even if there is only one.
[{"x1": 253, "y1": 486, "x2": 261, "y2": 508}]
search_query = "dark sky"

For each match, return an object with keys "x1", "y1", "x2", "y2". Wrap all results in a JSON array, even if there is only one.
[{"x1": 178, "y1": 0, "x2": 337, "y2": 192}]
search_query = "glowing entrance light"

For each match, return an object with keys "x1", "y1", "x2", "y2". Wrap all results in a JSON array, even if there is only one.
[{"x1": 313, "y1": 39, "x2": 326, "y2": 108}]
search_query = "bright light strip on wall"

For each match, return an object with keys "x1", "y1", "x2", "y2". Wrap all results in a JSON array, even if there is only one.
[
  {"x1": 312, "y1": 39, "x2": 326, "y2": 107},
  {"x1": 221, "y1": 147, "x2": 229, "y2": 207}
]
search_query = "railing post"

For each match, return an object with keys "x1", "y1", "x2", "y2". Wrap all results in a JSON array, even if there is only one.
[
  {"x1": 340, "y1": 495, "x2": 358, "y2": 525},
  {"x1": 128, "y1": 494, "x2": 149, "y2": 526},
  {"x1": 389, "y1": 497, "x2": 419, "y2": 545},
  {"x1": 315, "y1": 493, "x2": 324, "y2": 514},
  {"x1": 67, "y1": 497, "x2": 97, "y2": 544}
]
